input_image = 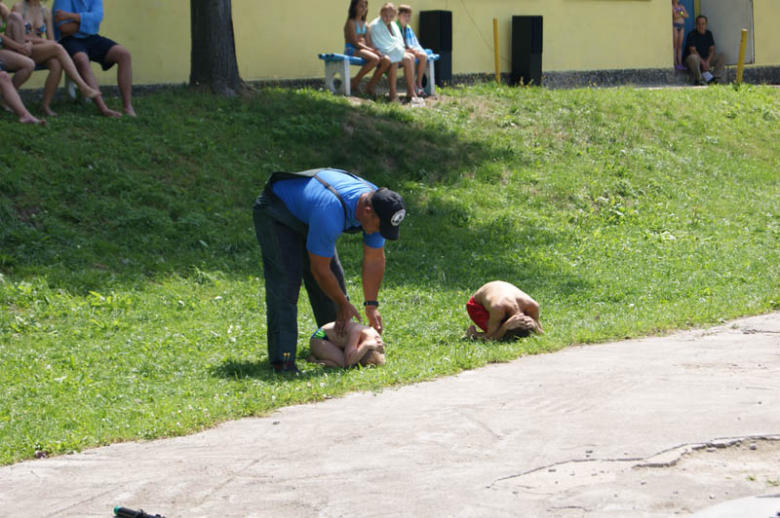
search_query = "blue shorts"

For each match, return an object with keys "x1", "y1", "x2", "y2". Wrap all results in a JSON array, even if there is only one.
[
  {"x1": 311, "y1": 327, "x2": 328, "y2": 340},
  {"x1": 60, "y1": 34, "x2": 118, "y2": 71},
  {"x1": 344, "y1": 43, "x2": 358, "y2": 57}
]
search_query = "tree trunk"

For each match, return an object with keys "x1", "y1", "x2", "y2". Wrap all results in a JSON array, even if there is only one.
[{"x1": 190, "y1": 0, "x2": 244, "y2": 96}]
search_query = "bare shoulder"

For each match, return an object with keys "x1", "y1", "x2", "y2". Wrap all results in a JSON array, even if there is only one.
[
  {"x1": 11, "y1": 2, "x2": 24, "y2": 13},
  {"x1": 475, "y1": 280, "x2": 520, "y2": 302},
  {"x1": 320, "y1": 322, "x2": 344, "y2": 346}
]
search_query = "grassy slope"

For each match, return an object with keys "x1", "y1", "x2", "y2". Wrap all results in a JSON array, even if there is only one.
[{"x1": 1, "y1": 84, "x2": 779, "y2": 464}]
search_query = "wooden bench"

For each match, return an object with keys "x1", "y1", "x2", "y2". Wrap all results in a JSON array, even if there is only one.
[{"x1": 318, "y1": 51, "x2": 440, "y2": 97}]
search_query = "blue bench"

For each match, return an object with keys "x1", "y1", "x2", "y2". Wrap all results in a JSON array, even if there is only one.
[{"x1": 318, "y1": 51, "x2": 440, "y2": 97}]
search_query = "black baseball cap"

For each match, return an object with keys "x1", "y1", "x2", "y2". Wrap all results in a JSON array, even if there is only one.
[{"x1": 371, "y1": 188, "x2": 406, "y2": 241}]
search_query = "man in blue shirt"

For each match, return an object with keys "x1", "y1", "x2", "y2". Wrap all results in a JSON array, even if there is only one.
[
  {"x1": 253, "y1": 168, "x2": 406, "y2": 374},
  {"x1": 52, "y1": 0, "x2": 135, "y2": 117}
]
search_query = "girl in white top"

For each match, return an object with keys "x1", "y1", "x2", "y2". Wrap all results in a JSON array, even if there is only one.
[{"x1": 368, "y1": 3, "x2": 418, "y2": 101}]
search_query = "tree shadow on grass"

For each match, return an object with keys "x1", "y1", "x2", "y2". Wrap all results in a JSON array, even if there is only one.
[{"x1": 1, "y1": 85, "x2": 566, "y2": 297}]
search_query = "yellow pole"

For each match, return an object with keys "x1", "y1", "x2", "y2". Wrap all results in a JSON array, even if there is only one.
[
  {"x1": 493, "y1": 18, "x2": 500, "y2": 83},
  {"x1": 736, "y1": 29, "x2": 748, "y2": 84}
]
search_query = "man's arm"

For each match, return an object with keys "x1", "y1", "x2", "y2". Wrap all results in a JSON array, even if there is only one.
[
  {"x1": 58, "y1": 21, "x2": 79, "y2": 38},
  {"x1": 362, "y1": 244, "x2": 385, "y2": 334},
  {"x1": 309, "y1": 251, "x2": 361, "y2": 335},
  {"x1": 705, "y1": 45, "x2": 715, "y2": 67}
]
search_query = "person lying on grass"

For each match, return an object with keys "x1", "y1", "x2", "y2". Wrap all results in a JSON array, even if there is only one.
[
  {"x1": 466, "y1": 281, "x2": 544, "y2": 340},
  {"x1": 307, "y1": 321, "x2": 386, "y2": 368}
]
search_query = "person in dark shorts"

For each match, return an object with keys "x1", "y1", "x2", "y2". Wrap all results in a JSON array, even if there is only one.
[{"x1": 52, "y1": 0, "x2": 134, "y2": 117}]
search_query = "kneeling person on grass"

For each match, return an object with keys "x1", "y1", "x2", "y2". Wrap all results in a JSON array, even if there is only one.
[
  {"x1": 307, "y1": 321, "x2": 386, "y2": 368},
  {"x1": 466, "y1": 281, "x2": 543, "y2": 340}
]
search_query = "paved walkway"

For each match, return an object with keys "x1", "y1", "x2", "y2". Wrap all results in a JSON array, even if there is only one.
[{"x1": 2, "y1": 313, "x2": 779, "y2": 518}]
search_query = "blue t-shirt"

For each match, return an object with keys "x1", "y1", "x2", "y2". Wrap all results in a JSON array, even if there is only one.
[
  {"x1": 52, "y1": 0, "x2": 103, "y2": 40},
  {"x1": 271, "y1": 169, "x2": 385, "y2": 257}
]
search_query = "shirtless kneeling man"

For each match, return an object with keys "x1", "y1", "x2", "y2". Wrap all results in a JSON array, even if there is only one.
[
  {"x1": 466, "y1": 281, "x2": 543, "y2": 340},
  {"x1": 308, "y1": 321, "x2": 386, "y2": 368}
]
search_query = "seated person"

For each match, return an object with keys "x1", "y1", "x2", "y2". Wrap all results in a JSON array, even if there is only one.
[
  {"x1": 52, "y1": 0, "x2": 135, "y2": 117},
  {"x1": 683, "y1": 15, "x2": 725, "y2": 86},
  {"x1": 0, "y1": 1, "x2": 36, "y2": 90},
  {"x1": 307, "y1": 321, "x2": 386, "y2": 368},
  {"x1": 9, "y1": 0, "x2": 102, "y2": 116},
  {"x1": 396, "y1": 4, "x2": 427, "y2": 97},
  {"x1": 466, "y1": 281, "x2": 543, "y2": 340},
  {"x1": 343, "y1": 0, "x2": 389, "y2": 96},
  {"x1": 368, "y1": 2, "x2": 418, "y2": 102}
]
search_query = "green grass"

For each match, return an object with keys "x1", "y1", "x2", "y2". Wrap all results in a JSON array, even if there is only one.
[{"x1": 1, "y1": 83, "x2": 779, "y2": 465}]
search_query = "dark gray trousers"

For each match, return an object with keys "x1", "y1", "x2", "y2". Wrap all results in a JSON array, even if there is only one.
[{"x1": 253, "y1": 190, "x2": 347, "y2": 364}]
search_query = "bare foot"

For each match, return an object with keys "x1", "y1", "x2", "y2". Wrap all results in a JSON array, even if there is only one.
[
  {"x1": 366, "y1": 85, "x2": 377, "y2": 98},
  {"x1": 123, "y1": 105, "x2": 137, "y2": 117},
  {"x1": 81, "y1": 86, "x2": 101, "y2": 100},
  {"x1": 42, "y1": 106, "x2": 58, "y2": 117},
  {"x1": 100, "y1": 107, "x2": 122, "y2": 118},
  {"x1": 350, "y1": 78, "x2": 362, "y2": 95},
  {"x1": 19, "y1": 115, "x2": 46, "y2": 126}
]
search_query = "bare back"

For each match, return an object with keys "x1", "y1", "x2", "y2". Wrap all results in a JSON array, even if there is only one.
[
  {"x1": 472, "y1": 281, "x2": 542, "y2": 338},
  {"x1": 320, "y1": 321, "x2": 378, "y2": 349}
]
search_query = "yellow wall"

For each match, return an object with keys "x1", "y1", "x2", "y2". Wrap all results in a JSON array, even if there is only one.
[
  {"x1": 20, "y1": 0, "x2": 780, "y2": 89},
  {"x1": 753, "y1": 0, "x2": 780, "y2": 66}
]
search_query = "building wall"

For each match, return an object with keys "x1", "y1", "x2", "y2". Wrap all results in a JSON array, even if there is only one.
[{"x1": 20, "y1": 0, "x2": 780, "y2": 90}]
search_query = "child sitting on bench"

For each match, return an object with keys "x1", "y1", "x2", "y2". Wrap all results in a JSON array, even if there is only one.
[
  {"x1": 368, "y1": 2, "x2": 419, "y2": 102},
  {"x1": 396, "y1": 4, "x2": 427, "y2": 97},
  {"x1": 343, "y1": 0, "x2": 389, "y2": 95}
]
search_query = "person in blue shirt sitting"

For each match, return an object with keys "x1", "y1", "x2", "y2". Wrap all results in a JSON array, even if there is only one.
[
  {"x1": 396, "y1": 4, "x2": 428, "y2": 97},
  {"x1": 253, "y1": 168, "x2": 406, "y2": 375},
  {"x1": 52, "y1": 0, "x2": 135, "y2": 117}
]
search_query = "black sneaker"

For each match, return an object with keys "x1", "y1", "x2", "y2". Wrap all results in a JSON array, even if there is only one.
[{"x1": 272, "y1": 361, "x2": 300, "y2": 375}]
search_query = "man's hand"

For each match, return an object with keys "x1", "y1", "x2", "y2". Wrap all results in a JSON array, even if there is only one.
[
  {"x1": 54, "y1": 10, "x2": 76, "y2": 23},
  {"x1": 702, "y1": 60, "x2": 711, "y2": 72},
  {"x1": 365, "y1": 305, "x2": 383, "y2": 335},
  {"x1": 335, "y1": 302, "x2": 361, "y2": 336}
]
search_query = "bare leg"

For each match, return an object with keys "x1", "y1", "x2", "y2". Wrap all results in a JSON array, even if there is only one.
[
  {"x1": 351, "y1": 49, "x2": 380, "y2": 94},
  {"x1": 0, "y1": 50, "x2": 35, "y2": 89},
  {"x1": 415, "y1": 51, "x2": 427, "y2": 91},
  {"x1": 42, "y1": 58, "x2": 62, "y2": 116},
  {"x1": 401, "y1": 54, "x2": 417, "y2": 99},
  {"x1": 0, "y1": 71, "x2": 44, "y2": 125},
  {"x1": 387, "y1": 63, "x2": 398, "y2": 100},
  {"x1": 309, "y1": 339, "x2": 346, "y2": 368},
  {"x1": 366, "y1": 55, "x2": 391, "y2": 97},
  {"x1": 31, "y1": 42, "x2": 100, "y2": 99},
  {"x1": 2, "y1": 13, "x2": 34, "y2": 88},
  {"x1": 105, "y1": 44, "x2": 134, "y2": 116},
  {"x1": 72, "y1": 51, "x2": 121, "y2": 118}
]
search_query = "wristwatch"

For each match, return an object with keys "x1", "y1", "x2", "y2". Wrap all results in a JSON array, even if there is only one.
[{"x1": 363, "y1": 300, "x2": 380, "y2": 307}]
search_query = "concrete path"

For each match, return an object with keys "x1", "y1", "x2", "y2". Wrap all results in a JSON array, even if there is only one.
[{"x1": 2, "y1": 313, "x2": 780, "y2": 518}]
